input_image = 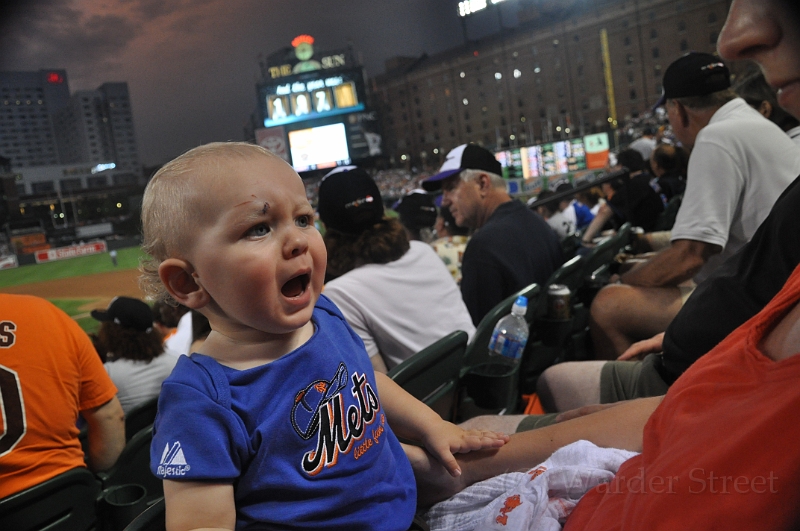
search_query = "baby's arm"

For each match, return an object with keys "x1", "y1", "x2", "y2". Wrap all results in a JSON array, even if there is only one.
[
  {"x1": 163, "y1": 480, "x2": 236, "y2": 531},
  {"x1": 374, "y1": 372, "x2": 508, "y2": 477}
]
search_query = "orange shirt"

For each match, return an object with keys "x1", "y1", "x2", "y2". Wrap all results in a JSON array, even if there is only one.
[
  {"x1": 0, "y1": 294, "x2": 118, "y2": 499},
  {"x1": 565, "y1": 264, "x2": 800, "y2": 531}
]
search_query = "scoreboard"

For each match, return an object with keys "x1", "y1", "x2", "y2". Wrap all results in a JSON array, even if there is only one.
[
  {"x1": 255, "y1": 36, "x2": 381, "y2": 173},
  {"x1": 495, "y1": 133, "x2": 610, "y2": 181}
]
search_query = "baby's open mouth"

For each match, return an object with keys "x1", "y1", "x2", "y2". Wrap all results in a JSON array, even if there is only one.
[{"x1": 281, "y1": 273, "x2": 310, "y2": 298}]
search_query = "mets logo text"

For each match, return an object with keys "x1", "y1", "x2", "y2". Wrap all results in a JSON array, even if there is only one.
[{"x1": 291, "y1": 363, "x2": 383, "y2": 475}]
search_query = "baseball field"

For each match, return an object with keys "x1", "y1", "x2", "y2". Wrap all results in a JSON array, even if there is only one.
[{"x1": 0, "y1": 246, "x2": 148, "y2": 334}]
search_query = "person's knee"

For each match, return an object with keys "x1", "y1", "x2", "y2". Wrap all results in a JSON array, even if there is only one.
[
  {"x1": 536, "y1": 366, "x2": 559, "y2": 413},
  {"x1": 536, "y1": 361, "x2": 605, "y2": 412},
  {"x1": 590, "y1": 284, "x2": 629, "y2": 328},
  {"x1": 537, "y1": 363, "x2": 582, "y2": 412}
]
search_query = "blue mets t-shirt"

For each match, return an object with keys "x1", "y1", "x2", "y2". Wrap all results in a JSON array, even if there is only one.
[{"x1": 151, "y1": 295, "x2": 416, "y2": 530}]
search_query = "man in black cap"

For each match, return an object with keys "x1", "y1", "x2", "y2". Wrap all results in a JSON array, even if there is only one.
[
  {"x1": 423, "y1": 143, "x2": 563, "y2": 325},
  {"x1": 585, "y1": 51, "x2": 800, "y2": 363}
]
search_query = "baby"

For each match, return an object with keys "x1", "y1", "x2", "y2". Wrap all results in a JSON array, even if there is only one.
[{"x1": 140, "y1": 142, "x2": 507, "y2": 530}]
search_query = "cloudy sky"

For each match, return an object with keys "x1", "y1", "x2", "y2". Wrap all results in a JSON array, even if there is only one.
[{"x1": 0, "y1": 0, "x2": 517, "y2": 166}]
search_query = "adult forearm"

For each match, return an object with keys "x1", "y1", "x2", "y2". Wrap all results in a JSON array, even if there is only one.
[
  {"x1": 460, "y1": 396, "x2": 663, "y2": 481},
  {"x1": 581, "y1": 206, "x2": 613, "y2": 244},
  {"x1": 619, "y1": 239, "x2": 718, "y2": 287},
  {"x1": 84, "y1": 397, "x2": 125, "y2": 472}
]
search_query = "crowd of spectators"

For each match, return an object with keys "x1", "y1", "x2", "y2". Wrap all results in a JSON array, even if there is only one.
[{"x1": 6, "y1": 1, "x2": 800, "y2": 529}]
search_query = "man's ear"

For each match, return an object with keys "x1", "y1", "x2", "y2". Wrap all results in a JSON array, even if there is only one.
[
  {"x1": 476, "y1": 173, "x2": 492, "y2": 192},
  {"x1": 675, "y1": 101, "x2": 691, "y2": 128},
  {"x1": 158, "y1": 258, "x2": 209, "y2": 309},
  {"x1": 758, "y1": 101, "x2": 773, "y2": 119}
]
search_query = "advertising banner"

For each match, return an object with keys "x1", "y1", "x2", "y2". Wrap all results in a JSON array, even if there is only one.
[
  {"x1": 34, "y1": 241, "x2": 108, "y2": 264},
  {"x1": 0, "y1": 255, "x2": 18, "y2": 270}
]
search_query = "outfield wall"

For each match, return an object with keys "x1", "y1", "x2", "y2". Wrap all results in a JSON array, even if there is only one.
[{"x1": 14, "y1": 236, "x2": 142, "y2": 266}]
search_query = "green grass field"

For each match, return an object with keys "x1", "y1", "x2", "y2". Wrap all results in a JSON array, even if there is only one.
[
  {"x1": 49, "y1": 298, "x2": 103, "y2": 334},
  {"x1": 0, "y1": 246, "x2": 145, "y2": 288},
  {"x1": 0, "y1": 246, "x2": 148, "y2": 333}
]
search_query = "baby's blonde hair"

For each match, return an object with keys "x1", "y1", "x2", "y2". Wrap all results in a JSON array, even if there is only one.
[{"x1": 139, "y1": 142, "x2": 282, "y2": 304}]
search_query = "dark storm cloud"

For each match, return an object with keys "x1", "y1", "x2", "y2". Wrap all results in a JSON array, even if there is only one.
[
  {"x1": 1, "y1": 0, "x2": 472, "y2": 165},
  {"x1": 0, "y1": 2, "x2": 137, "y2": 82}
]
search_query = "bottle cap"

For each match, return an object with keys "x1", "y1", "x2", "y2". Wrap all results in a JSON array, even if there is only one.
[{"x1": 512, "y1": 295, "x2": 528, "y2": 315}]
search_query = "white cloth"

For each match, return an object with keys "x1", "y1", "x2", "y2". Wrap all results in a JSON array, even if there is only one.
[
  {"x1": 560, "y1": 203, "x2": 577, "y2": 228},
  {"x1": 426, "y1": 440, "x2": 638, "y2": 531},
  {"x1": 628, "y1": 135, "x2": 656, "y2": 161},
  {"x1": 787, "y1": 125, "x2": 800, "y2": 147},
  {"x1": 165, "y1": 310, "x2": 193, "y2": 356},
  {"x1": 323, "y1": 241, "x2": 476, "y2": 369},
  {"x1": 104, "y1": 353, "x2": 179, "y2": 414},
  {"x1": 544, "y1": 210, "x2": 574, "y2": 239},
  {"x1": 670, "y1": 98, "x2": 800, "y2": 283}
]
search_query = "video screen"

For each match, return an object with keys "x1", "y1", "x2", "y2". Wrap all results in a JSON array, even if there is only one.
[
  {"x1": 496, "y1": 133, "x2": 609, "y2": 180},
  {"x1": 288, "y1": 122, "x2": 351, "y2": 172},
  {"x1": 260, "y1": 69, "x2": 366, "y2": 128}
]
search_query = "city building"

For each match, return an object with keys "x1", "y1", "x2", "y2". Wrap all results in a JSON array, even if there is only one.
[
  {"x1": 1, "y1": 70, "x2": 141, "y2": 186},
  {"x1": 55, "y1": 83, "x2": 141, "y2": 176},
  {"x1": 371, "y1": 0, "x2": 730, "y2": 167},
  {"x1": 0, "y1": 70, "x2": 70, "y2": 168},
  {"x1": 0, "y1": 70, "x2": 144, "y2": 248}
]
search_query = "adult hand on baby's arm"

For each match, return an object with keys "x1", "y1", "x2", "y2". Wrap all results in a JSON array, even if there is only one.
[{"x1": 421, "y1": 421, "x2": 509, "y2": 477}]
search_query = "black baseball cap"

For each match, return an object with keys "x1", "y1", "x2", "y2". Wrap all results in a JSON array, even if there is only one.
[
  {"x1": 393, "y1": 190, "x2": 438, "y2": 230},
  {"x1": 317, "y1": 166, "x2": 384, "y2": 235},
  {"x1": 91, "y1": 296, "x2": 154, "y2": 332},
  {"x1": 422, "y1": 143, "x2": 502, "y2": 192},
  {"x1": 654, "y1": 52, "x2": 731, "y2": 108}
]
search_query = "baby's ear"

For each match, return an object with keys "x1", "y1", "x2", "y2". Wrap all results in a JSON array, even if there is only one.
[{"x1": 158, "y1": 258, "x2": 209, "y2": 309}]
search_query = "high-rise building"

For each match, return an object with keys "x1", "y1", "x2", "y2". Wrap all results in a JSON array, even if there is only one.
[
  {"x1": 372, "y1": 0, "x2": 730, "y2": 167},
  {"x1": 0, "y1": 70, "x2": 140, "y2": 177},
  {"x1": 0, "y1": 71, "x2": 143, "y2": 240},
  {"x1": 55, "y1": 83, "x2": 140, "y2": 176},
  {"x1": 0, "y1": 70, "x2": 70, "y2": 168}
]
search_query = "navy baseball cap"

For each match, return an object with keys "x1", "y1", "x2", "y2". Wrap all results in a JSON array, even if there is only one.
[
  {"x1": 653, "y1": 52, "x2": 731, "y2": 109},
  {"x1": 317, "y1": 165, "x2": 384, "y2": 235},
  {"x1": 422, "y1": 143, "x2": 502, "y2": 192}
]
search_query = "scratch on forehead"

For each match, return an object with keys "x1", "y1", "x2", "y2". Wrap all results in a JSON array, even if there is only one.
[{"x1": 233, "y1": 196, "x2": 270, "y2": 215}]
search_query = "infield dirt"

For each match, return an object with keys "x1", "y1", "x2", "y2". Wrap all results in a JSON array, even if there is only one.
[{"x1": 0, "y1": 268, "x2": 144, "y2": 303}]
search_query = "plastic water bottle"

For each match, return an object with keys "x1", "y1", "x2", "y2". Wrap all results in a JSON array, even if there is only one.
[{"x1": 488, "y1": 296, "x2": 529, "y2": 366}]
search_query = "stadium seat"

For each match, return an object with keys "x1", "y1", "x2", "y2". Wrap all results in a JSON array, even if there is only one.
[
  {"x1": 124, "y1": 396, "x2": 159, "y2": 442},
  {"x1": 388, "y1": 330, "x2": 468, "y2": 423},
  {"x1": 457, "y1": 283, "x2": 540, "y2": 420},
  {"x1": 122, "y1": 497, "x2": 165, "y2": 531},
  {"x1": 579, "y1": 222, "x2": 632, "y2": 299},
  {"x1": 653, "y1": 194, "x2": 683, "y2": 232},
  {"x1": 0, "y1": 467, "x2": 101, "y2": 531},
  {"x1": 520, "y1": 257, "x2": 590, "y2": 393},
  {"x1": 524, "y1": 222, "x2": 634, "y2": 381},
  {"x1": 97, "y1": 426, "x2": 163, "y2": 506},
  {"x1": 532, "y1": 255, "x2": 585, "y2": 319}
]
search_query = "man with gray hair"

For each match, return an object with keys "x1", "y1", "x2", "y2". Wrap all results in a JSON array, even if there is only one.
[{"x1": 423, "y1": 143, "x2": 563, "y2": 325}]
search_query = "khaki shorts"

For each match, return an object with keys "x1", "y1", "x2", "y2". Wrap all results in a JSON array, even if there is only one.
[
  {"x1": 599, "y1": 353, "x2": 669, "y2": 403},
  {"x1": 516, "y1": 413, "x2": 561, "y2": 432}
]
